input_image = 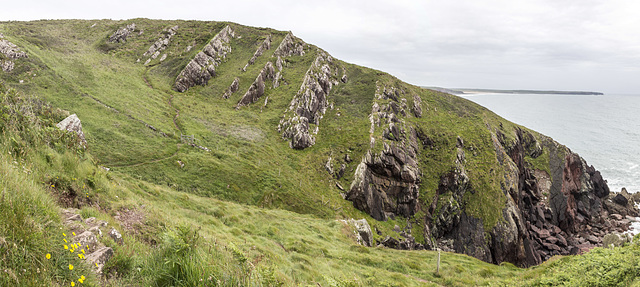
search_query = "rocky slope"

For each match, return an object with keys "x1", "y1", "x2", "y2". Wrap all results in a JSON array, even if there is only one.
[{"x1": 0, "y1": 19, "x2": 633, "y2": 270}]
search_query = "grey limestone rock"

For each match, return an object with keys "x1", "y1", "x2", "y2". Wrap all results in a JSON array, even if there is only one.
[
  {"x1": 108, "y1": 23, "x2": 136, "y2": 43},
  {"x1": 236, "y1": 61, "x2": 275, "y2": 108},
  {"x1": 278, "y1": 52, "x2": 341, "y2": 149},
  {"x1": 86, "y1": 246, "x2": 114, "y2": 274},
  {"x1": 222, "y1": 77, "x2": 240, "y2": 99},
  {"x1": 273, "y1": 32, "x2": 305, "y2": 57},
  {"x1": 175, "y1": 25, "x2": 234, "y2": 92},
  {"x1": 56, "y1": 114, "x2": 87, "y2": 146},
  {"x1": 243, "y1": 34, "x2": 272, "y2": 71}
]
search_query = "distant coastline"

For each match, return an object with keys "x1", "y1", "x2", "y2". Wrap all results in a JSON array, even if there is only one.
[{"x1": 425, "y1": 87, "x2": 604, "y2": 96}]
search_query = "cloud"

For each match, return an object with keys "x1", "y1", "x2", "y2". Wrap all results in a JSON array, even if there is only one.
[{"x1": 1, "y1": 0, "x2": 638, "y2": 93}]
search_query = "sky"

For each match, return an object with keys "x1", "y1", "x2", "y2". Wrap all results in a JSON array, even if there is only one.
[{"x1": 2, "y1": 0, "x2": 639, "y2": 94}]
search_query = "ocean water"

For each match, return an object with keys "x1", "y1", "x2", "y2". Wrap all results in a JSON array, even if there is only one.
[{"x1": 459, "y1": 93, "x2": 640, "y2": 194}]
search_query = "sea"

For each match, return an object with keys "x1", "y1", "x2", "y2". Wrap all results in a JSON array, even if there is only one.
[{"x1": 459, "y1": 93, "x2": 640, "y2": 194}]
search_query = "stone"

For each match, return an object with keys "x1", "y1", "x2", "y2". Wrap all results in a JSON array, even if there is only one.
[
  {"x1": 56, "y1": 114, "x2": 87, "y2": 146},
  {"x1": 345, "y1": 219, "x2": 373, "y2": 247},
  {"x1": 108, "y1": 24, "x2": 136, "y2": 43},
  {"x1": 222, "y1": 77, "x2": 240, "y2": 99},
  {"x1": 278, "y1": 51, "x2": 339, "y2": 149},
  {"x1": 611, "y1": 214, "x2": 623, "y2": 220},
  {"x1": 175, "y1": 26, "x2": 234, "y2": 92},
  {"x1": 412, "y1": 95, "x2": 422, "y2": 118},
  {"x1": 243, "y1": 34, "x2": 271, "y2": 71},
  {"x1": 614, "y1": 194, "x2": 628, "y2": 206},
  {"x1": 0, "y1": 39, "x2": 27, "y2": 59},
  {"x1": 143, "y1": 25, "x2": 178, "y2": 59},
  {"x1": 109, "y1": 228, "x2": 123, "y2": 244},
  {"x1": 236, "y1": 61, "x2": 275, "y2": 108},
  {"x1": 586, "y1": 234, "x2": 599, "y2": 244},
  {"x1": 86, "y1": 246, "x2": 113, "y2": 274},
  {"x1": 273, "y1": 32, "x2": 305, "y2": 57},
  {"x1": 74, "y1": 231, "x2": 99, "y2": 251}
]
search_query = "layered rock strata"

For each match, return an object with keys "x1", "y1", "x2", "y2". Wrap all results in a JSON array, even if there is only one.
[
  {"x1": 222, "y1": 77, "x2": 240, "y2": 99},
  {"x1": 243, "y1": 35, "x2": 271, "y2": 71},
  {"x1": 236, "y1": 61, "x2": 275, "y2": 108},
  {"x1": 273, "y1": 32, "x2": 305, "y2": 57},
  {"x1": 347, "y1": 84, "x2": 421, "y2": 221},
  {"x1": 142, "y1": 25, "x2": 178, "y2": 64},
  {"x1": 175, "y1": 25, "x2": 235, "y2": 92},
  {"x1": 278, "y1": 52, "x2": 341, "y2": 149}
]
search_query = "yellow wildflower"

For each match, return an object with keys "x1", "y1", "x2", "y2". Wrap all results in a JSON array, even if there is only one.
[
  {"x1": 64, "y1": 238, "x2": 67, "y2": 243},
  {"x1": 78, "y1": 278, "x2": 84, "y2": 284},
  {"x1": 71, "y1": 281, "x2": 75, "y2": 286},
  {"x1": 63, "y1": 233, "x2": 66, "y2": 237},
  {"x1": 80, "y1": 275, "x2": 85, "y2": 280},
  {"x1": 95, "y1": 263, "x2": 98, "y2": 267},
  {"x1": 46, "y1": 253, "x2": 51, "y2": 259},
  {"x1": 69, "y1": 264, "x2": 74, "y2": 270},
  {"x1": 72, "y1": 232, "x2": 76, "y2": 236},
  {"x1": 64, "y1": 244, "x2": 68, "y2": 250},
  {"x1": 81, "y1": 249, "x2": 85, "y2": 254},
  {"x1": 78, "y1": 254, "x2": 83, "y2": 259}
]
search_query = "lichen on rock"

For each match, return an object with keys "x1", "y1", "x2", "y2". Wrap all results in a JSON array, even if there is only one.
[
  {"x1": 175, "y1": 25, "x2": 235, "y2": 92},
  {"x1": 278, "y1": 51, "x2": 341, "y2": 149}
]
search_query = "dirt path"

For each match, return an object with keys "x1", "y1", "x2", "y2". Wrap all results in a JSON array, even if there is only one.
[{"x1": 168, "y1": 94, "x2": 181, "y2": 132}]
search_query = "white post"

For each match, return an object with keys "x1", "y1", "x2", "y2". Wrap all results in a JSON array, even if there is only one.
[{"x1": 437, "y1": 249, "x2": 441, "y2": 274}]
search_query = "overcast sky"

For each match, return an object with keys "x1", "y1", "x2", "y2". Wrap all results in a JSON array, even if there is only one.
[{"x1": 2, "y1": 0, "x2": 639, "y2": 94}]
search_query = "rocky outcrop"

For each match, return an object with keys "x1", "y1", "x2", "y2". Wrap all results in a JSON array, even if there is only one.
[
  {"x1": 61, "y1": 208, "x2": 117, "y2": 275},
  {"x1": 142, "y1": 25, "x2": 178, "y2": 64},
  {"x1": 56, "y1": 114, "x2": 87, "y2": 146},
  {"x1": 222, "y1": 77, "x2": 240, "y2": 99},
  {"x1": 278, "y1": 52, "x2": 341, "y2": 149},
  {"x1": 0, "y1": 36, "x2": 28, "y2": 73},
  {"x1": 108, "y1": 24, "x2": 136, "y2": 43},
  {"x1": 243, "y1": 35, "x2": 271, "y2": 71},
  {"x1": 175, "y1": 25, "x2": 235, "y2": 92},
  {"x1": 341, "y1": 219, "x2": 373, "y2": 247},
  {"x1": 273, "y1": 32, "x2": 305, "y2": 57},
  {"x1": 236, "y1": 61, "x2": 275, "y2": 108},
  {"x1": 346, "y1": 84, "x2": 421, "y2": 221}
]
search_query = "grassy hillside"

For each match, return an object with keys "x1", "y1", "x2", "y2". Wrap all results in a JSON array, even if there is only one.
[{"x1": 2, "y1": 19, "x2": 640, "y2": 286}]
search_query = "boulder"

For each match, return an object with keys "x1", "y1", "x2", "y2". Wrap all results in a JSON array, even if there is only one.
[
  {"x1": 56, "y1": 114, "x2": 87, "y2": 145},
  {"x1": 344, "y1": 219, "x2": 373, "y2": 247},
  {"x1": 614, "y1": 193, "x2": 628, "y2": 206},
  {"x1": 74, "y1": 231, "x2": 99, "y2": 251},
  {"x1": 273, "y1": 32, "x2": 305, "y2": 57},
  {"x1": 108, "y1": 228, "x2": 123, "y2": 245},
  {"x1": 86, "y1": 246, "x2": 114, "y2": 274}
]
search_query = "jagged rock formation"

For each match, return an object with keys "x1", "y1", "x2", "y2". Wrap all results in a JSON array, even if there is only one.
[
  {"x1": 278, "y1": 52, "x2": 341, "y2": 149},
  {"x1": 222, "y1": 77, "x2": 240, "y2": 99},
  {"x1": 175, "y1": 25, "x2": 235, "y2": 92},
  {"x1": 273, "y1": 32, "x2": 305, "y2": 57},
  {"x1": 236, "y1": 61, "x2": 275, "y2": 108},
  {"x1": 108, "y1": 23, "x2": 136, "y2": 43},
  {"x1": 56, "y1": 114, "x2": 87, "y2": 146},
  {"x1": 347, "y1": 83, "x2": 421, "y2": 221},
  {"x1": 0, "y1": 36, "x2": 28, "y2": 72},
  {"x1": 142, "y1": 25, "x2": 178, "y2": 65},
  {"x1": 243, "y1": 35, "x2": 271, "y2": 71}
]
